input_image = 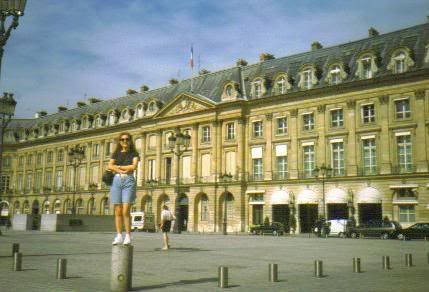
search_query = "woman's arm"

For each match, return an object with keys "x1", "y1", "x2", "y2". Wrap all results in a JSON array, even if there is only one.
[
  {"x1": 108, "y1": 159, "x2": 126, "y2": 173},
  {"x1": 117, "y1": 157, "x2": 138, "y2": 172}
]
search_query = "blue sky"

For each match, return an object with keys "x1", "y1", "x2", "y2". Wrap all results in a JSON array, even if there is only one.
[{"x1": 2, "y1": 0, "x2": 428, "y2": 118}]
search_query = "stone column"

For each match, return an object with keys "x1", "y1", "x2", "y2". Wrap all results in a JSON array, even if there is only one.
[
  {"x1": 63, "y1": 146, "x2": 69, "y2": 192},
  {"x1": 41, "y1": 150, "x2": 47, "y2": 191},
  {"x1": 156, "y1": 132, "x2": 162, "y2": 181},
  {"x1": 191, "y1": 124, "x2": 199, "y2": 182},
  {"x1": 52, "y1": 148, "x2": 57, "y2": 191},
  {"x1": 316, "y1": 105, "x2": 326, "y2": 166},
  {"x1": 264, "y1": 113, "x2": 273, "y2": 180},
  {"x1": 346, "y1": 100, "x2": 358, "y2": 176},
  {"x1": 414, "y1": 90, "x2": 428, "y2": 172},
  {"x1": 237, "y1": 118, "x2": 246, "y2": 180},
  {"x1": 85, "y1": 142, "x2": 92, "y2": 190},
  {"x1": 289, "y1": 109, "x2": 298, "y2": 179},
  {"x1": 140, "y1": 133, "x2": 146, "y2": 184},
  {"x1": 378, "y1": 95, "x2": 392, "y2": 174},
  {"x1": 214, "y1": 121, "x2": 222, "y2": 179}
]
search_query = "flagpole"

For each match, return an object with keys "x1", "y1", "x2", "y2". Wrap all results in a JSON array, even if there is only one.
[{"x1": 190, "y1": 45, "x2": 194, "y2": 93}]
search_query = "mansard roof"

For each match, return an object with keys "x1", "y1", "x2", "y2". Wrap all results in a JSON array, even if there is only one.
[{"x1": 6, "y1": 22, "x2": 429, "y2": 131}]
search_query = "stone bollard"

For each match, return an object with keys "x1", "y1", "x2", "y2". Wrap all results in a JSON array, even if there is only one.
[
  {"x1": 353, "y1": 258, "x2": 361, "y2": 273},
  {"x1": 218, "y1": 266, "x2": 228, "y2": 288},
  {"x1": 13, "y1": 252, "x2": 22, "y2": 271},
  {"x1": 56, "y1": 258, "x2": 67, "y2": 279},
  {"x1": 111, "y1": 245, "x2": 133, "y2": 292},
  {"x1": 12, "y1": 243, "x2": 20, "y2": 257},
  {"x1": 382, "y1": 256, "x2": 390, "y2": 270},
  {"x1": 314, "y1": 260, "x2": 323, "y2": 278},
  {"x1": 268, "y1": 263, "x2": 278, "y2": 282},
  {"x1": 405, "y1": 254, "x2": 413, "y2": 267}
]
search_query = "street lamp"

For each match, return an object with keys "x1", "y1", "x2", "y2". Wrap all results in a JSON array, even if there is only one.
[
  {"x1": 145, "y1": 178, "x2": 157, "y2": 215},
  {"x1": 220, "y1": 173, "x2": 233, "y2": 235},
  {"x1": 68, "y1": 145, "x2": 85, "y2": 215},
  {"x1": 313, "y1": 164, "x2": 332, "y2": 220},
  {"x1": 168, "y1": 130, "x2": 191, "y2": 234},
  {"x1": 0, "y1": 92, "x2": 16, "y2": 198},
  {"x1": 0, "y1": 0, "x2": 27, "y2": 79}
]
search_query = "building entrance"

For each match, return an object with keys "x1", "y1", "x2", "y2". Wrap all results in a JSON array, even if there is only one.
[
  {"x1": 178, "y1": 196, "x2": 188, "y2": 231},
  {"x1": 272, "y1": 205, "x2": 289, "y2": 232},
  {"x1": 327, "y1": 203, "x2": 348, "y2": 220},
  {"x1": 358, "y1": 203, "x2": 382, "y2": 224},
  {"x1": 299, "y1": 204, "x2": 318, "y2": 233}
]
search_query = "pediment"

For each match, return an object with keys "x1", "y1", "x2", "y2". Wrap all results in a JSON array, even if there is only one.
[{"x1": 155, "y1": 92, "x2": 216, "y2": 118}]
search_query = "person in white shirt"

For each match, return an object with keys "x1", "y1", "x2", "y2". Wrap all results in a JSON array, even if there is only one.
[{"x1": 160, "y1": 205, "x2": 175, "y2": 250}]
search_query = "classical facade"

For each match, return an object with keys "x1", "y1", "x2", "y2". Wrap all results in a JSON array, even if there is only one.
[{"x1": 1, "y1": 21, "x2": 429, "y2": 233}]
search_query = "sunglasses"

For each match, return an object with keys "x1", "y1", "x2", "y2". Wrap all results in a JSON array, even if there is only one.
[{"x1": 120, "y1": 138, "x2": 130, "y2": 142}]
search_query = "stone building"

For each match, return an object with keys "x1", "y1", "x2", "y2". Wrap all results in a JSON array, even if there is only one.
[{"x1": 1, "y1": 21, "x2": 429, "y2": 233}]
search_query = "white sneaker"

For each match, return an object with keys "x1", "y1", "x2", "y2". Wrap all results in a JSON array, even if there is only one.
[
  {"x1": 123, "y1": 234, "x2": 131, "y2": 245},
  {"x1": 112, "y1": 234, "x2": 123, "y2": 245}
]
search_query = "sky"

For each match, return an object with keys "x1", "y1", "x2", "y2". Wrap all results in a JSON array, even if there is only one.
[{"x1": 2, "y1": 0, "x2": 429, "y2": 118}]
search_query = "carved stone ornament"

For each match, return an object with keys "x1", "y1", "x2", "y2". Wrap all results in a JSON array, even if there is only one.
[
  {"x1": 265, "y1": 113, "x2": 273, "y2": 120},
  {"x1": 346, "y1": 99, "x2": 356, "y2": 109},
  {"x1": 415, "y1": 89, "x2": 426, "y2": 100},
  {"x1": 317, "y1": 105, "x2": 325, "y2": 113},
  {"x1": 378, "y1": 95, "x2": 389, "y2": 105},
  {"x1": 290, "y1": 109, "x2": 298, "y2": 118},
  {"x1": 168, "y1": 98, "x2": 205, "y2": 115}
]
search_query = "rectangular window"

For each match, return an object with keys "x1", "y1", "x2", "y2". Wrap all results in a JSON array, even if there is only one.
[
  {"x1": 253, "y1": 121, "x2": 263, "y2": 138},
  {"x1": 0, "y1": 175, "x2": 10, "y2": 193},
  {"x1": 47, "y1": 151, "x2": 53, "y2": 163},
  {"x1": 276, "y1": 117, "x2": 287, "y2": 135},
  {"x1": 303, "y1": 145, "x2": 315, "y2": 177},
  {"x1": 362, "y1": 58, "x2": 372, "y2": 79},
  {"x1": 2, "y1": 156, "x2": 11, "y2": 167},
  {"x1": 395, "y1": 99, "x2": 411, "y2": 119},
  {"x1": 105, "y1": 142, "x2": 112, "y2": 156},
  {"x1": 252, "y1": 205, "x2": 264, "y2": 225},
  {"x1": 225, "y1": 151, "x2": 236, "y2": 176},
  {"x1": 37, "y1": 153, "x2": 43, "y2": 164},
  {"x1": 165, "y1": 157, "x2": 172, "y2": 183},
  {"x1": 148, "y1": 159, "x2": 156, "y2": 180},
  {"x1": 56, "y1": 170, "x2": 63, "y2": 189},
  {"x1": 202, "y1": 126, "x2": 211, "y2": 142},
  {"x1": 34, "y1": 172, "x2": 42, "y2": 191},
  {"x1": 331, "y1": 109, "x2": 344, "y2": 128},
  {"x1": 303, "y1": 113, "x2": 314, "y2": 131},
  {"x1": 45, "y1": 172, "x2": 52, "y2": 190},
  {"x1": 252, "y1": 158, "x2": 263, "y2": 180},
  {"x1": 303, "y1": 70, "x2": 312, "y2": 89},
  {"x1": 226, "y1": 123, "x2": 235, "y2": 140},
  {"x1": 182, "y1": 156, "x2": 191, "y2": 180},
  {"x1": 254, "y1": 81, "x2": 262, "y2": 98},
  {"x1": 276, "y1": 156, "x2": 288, "y2": 179},
  {"x1": 201, "y1": 154, "x2": 211, "y2": 178},
  {"x1": 17, "y1": 174, "x2": 23, "y2": 191},
  {"x1": 92, "y1": 144, "x2": 100, "y2": 159},
  {"x1": 57, "y1": 150, "x2": 64, "y2": 162},
  {"x1": 397, "y1": 135, "x2": 412, "y2": 172},
  {"x1": 18, "y1": 156, "x2": 24, "y2": 167},
  {"x1": 362, "y1": 138, "x2": 377, "y2": 175},
  {"x1": 331, "y1": 142, "x2": 345, "y2": 176},
  {"x1": 27, "y1": 155, "x2": 33, "y2": 167},
  {"x1": 361, "y1": 104, "x2": 375, "y2": 123},
  {"x1": 399, "y1": 205, "x2": 415, "y2": 223},
  {"x1": 26, "y1": 173, "x2": 32, "y2": 190}
]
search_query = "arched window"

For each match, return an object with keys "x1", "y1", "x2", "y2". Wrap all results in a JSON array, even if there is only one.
[
  {"x1": 325, "y1": 64, "x2": 347, "y2": 85},
  {"x1": 387, "y1": 49, "x2": 415, "y2": 74},
  {"x1": 43, "y1": 200, "x2": 50, "y2": 214},
  {"x1": 64, "y1": 199, "x2": 72, "y2": 214},
  {"x1": 108, "y1": 111, "x2": 117, "y2": 125},
  {"x1": 54, "y1": 199, "x2": 61, "y2": 214},
  {"x1": 13, "y1": 201, "x2": 20, "y2": 214},
  {"x1": 136, "y1": 104, "x2": 144, "y2": 118},
  {"x1": 23, "y1": 200, "x2": 30, "y2": 214},
  {"x1": 298, "y1": 66, "x2": 318, "y2": 90},
  {"x1": 76, "y1": 199, "x2": 84, "y2": 214},
  {"x1": 355, "y1": 53, "x2": 378, "y2": 79}
]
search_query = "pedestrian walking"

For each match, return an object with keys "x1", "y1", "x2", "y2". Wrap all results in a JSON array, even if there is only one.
[
  {"x1": 108, "y1": 132, "x2": 139, "y2": 246},
  {"x1": 160, "y1": 205, "x2": 175, "y2": 250}
]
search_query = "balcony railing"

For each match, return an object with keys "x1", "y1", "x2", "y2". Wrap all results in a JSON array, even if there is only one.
[
  {"x1": 357, "y1": 166, "x2": 379, "y2": 176},
  {"x1": 298, "y1": 171, "x2": 316, "y2": 179},
  {"x1": 391, "y1": 165, "x2": 416, "y2": 174},
  {"x1": 248, "y1": 174, "x2": 264, "y2": 182},
  {"x1": 273, "y1": 171, "x2": 289, "y2": 180}
]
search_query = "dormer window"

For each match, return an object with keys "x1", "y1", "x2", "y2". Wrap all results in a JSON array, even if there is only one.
[
  {"x1": 253, "y1": 79, "x2": 263, "y2": 98},
  {"x1": 387, "y1": 49, "x2": 415, "y2": 74},
  {"x1": 72, "y1": 120, "x2": 80, "y2": 131},
  {"x1": 425, "y1": 44, "x2": 429, "y2": 64},
  {"x1": 272, "y1": 74, "x2": 291, "y2": 95},
  {"x1": 94, "y1": 115, "x2": 103, "y2": 128},
  {"x1": 356, "y1": 54, "x2": 378, "y2": 79},
  {"x1": 221, "y1": 82, "x2": 239, "y2": 101},
  {"x1": 82, "y1": 116, "x2": 88, "y2": 129},
  {"x1": 136, "y1": 104, "x2": 144, "y2": 118},
  {"x1": 108, "y1": 111, "x2": 117, "y2": 125},
  {"x1": 326, "y1": 64, "x2": 347, "y2": 85},
  {"x1": 148, "y1": 102, "x2": 155, "y2": 113},
  {"x1": 225, "y1": 84, "x2": 233, "y2": 96},
  {"x1": 120, "y1": 109, "x2": 129, "y2": 122},
  {"x1": 298, "y1": 66, "x2": 318, "y2": 90}
]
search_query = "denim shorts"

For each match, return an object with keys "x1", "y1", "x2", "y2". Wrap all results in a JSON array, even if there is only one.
[{"x1": 110, "y1": 174, "x2": 136, "y2": 204}]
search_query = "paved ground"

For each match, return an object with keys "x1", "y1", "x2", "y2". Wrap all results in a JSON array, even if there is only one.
[{"x1": 0, "y1": 230, "x2": 428, "y2": 292}]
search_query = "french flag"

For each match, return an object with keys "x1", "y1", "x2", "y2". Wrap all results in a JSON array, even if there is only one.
[{"x1": 189, "y1": 46, "x2": 194, "y2": 68}]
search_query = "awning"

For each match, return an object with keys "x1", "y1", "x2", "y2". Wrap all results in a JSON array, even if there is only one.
[
  {"x1": 326, "y1": 188, "x2": 348, "y2": 203},
  {"x1": 357, "y1": 187, "x2": 382, "y2": 203},
  {"x1": 392, "y1": 199, "x2": 418, "y2": 205},
  {"x1": 389, "y1": 184, "x2": 418, "y2": 189},
  {"x1": 246, "y1": 190, "x2": 265, "y2": 195},
  {"x1": 249, "y1": 201, "x2": 265, "y2": 205},
  {"x1": 297, "y1": 189, "x2": 318, "y2": 204},
  {"x1": 270, "y1": 190, "x2": 290, "y2": 205}
]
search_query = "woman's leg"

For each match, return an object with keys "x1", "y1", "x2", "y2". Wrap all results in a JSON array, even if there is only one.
[
  {"x1": 114, "y1": 204, "x2": 123, "y2": 234},
  {"x1": 122, "y1": 203, "x2": 132, "y2": 234}
]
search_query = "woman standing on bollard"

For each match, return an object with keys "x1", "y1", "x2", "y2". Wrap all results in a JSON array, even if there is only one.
[
  {"x1": 160, "y1": 205, "x2": 175, "y2": 250},
  {"x1": 109, "y1": 132, "x2": 139, "y2": 246}
]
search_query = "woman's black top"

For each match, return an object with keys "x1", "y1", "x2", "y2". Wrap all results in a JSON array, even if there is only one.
[{"x1": 111, "y1": 151, "x2": 139, "y2": 166}]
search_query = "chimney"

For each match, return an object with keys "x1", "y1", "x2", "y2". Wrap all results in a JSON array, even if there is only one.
[
  {"x1": 88, "y1": 97, "x2": 101, "y2": 104},
  {"x1": 427, "y1": 15, "x2": 429, "y2": 23},
  {"x1": 126, "y1": 89, "x2": 138, "y2": 95},
  {"x1": 35, "y1": 110, "x2": 47, "y2": 118},
  {"x1": 368, "y1": 27, "x2": 379, "y2": 37},
  {"x1": 259, "y1": 53, "x2": 275, "y2": 62},
  {"x1": 199, "y1": 69, "x2": 210, "y2": 75},
  {"x1": 140, "y1": 85, "x2": 150, "y2": 93},
  {"x1": 77, "y1": 101, "x2": 86, "y2": 108},
  {"x1": 169, "y1": 78, "x2": 179, "y2": 85},
  {"x1": 311, "y1": 41, "x2": 323, "y2": 51},
  {"x1": 58, "y1": 106, "x2": 68, "y2": 112},
  {"x1": 236, "y1": 58, "x2": 248, "y2": 66}
]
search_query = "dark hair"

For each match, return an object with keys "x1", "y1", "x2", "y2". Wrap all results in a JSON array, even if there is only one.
[
  {"x1": 112, "y1": 132, "x2": 137, "y2": 156},
  {"x1": 163, "y1": 205, "x2": 169, "y2": 210}
]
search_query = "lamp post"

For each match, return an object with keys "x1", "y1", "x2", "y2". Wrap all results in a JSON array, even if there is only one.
[
  {"x1": 0, "y1": 0, "x2": 27, "y2": 80},
  {"x1": 313, "y1": 164, "x2": 332, "y2": 220},
  {"x1": 145, "y1": 179, "x2": 157, "y2": 215},
  {"x1": 168, "y1": 130, "x2": 191, "y2": 234},
  {"x1": 0, "y1": 93, "x2": 16, "y2": 199},
  {"x1": 220, "y1": 173, "x2": 232, "y2": 235},
  {"x1": 68, "y1": 145, "x2": 85, "y2": 215}
]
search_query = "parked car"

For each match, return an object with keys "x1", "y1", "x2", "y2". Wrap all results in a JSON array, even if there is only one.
[
  {"x1": 326, "y1": 219, "x2": 348, "y2": 237},
  {"x1": 131, "y1": 212, "x2": 156, "y2": 232},
  {"x1": 250, "y1": 222, "x2": 285, "y2": 236},
  {"x1": 397, "y1": 222, "x2": 429, "y2": 240},
  {"x1": 348, "y1": 220, "x2": 401, "y2": 239}
]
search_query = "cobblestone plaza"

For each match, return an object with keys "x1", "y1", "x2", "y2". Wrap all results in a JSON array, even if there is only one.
[{"x1": 1, "y1": 231, "x2": 429, "y2": 291}]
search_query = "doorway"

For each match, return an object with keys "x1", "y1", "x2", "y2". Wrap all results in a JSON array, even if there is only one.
[
  {"x1": 327, "y1": 203, "x2": 348, "y2": 220},
  {"x1": 358, "y1": 203, "x2": 382, "y2": 224},
  {"x1": 299, "y1": 204, "x2": 318, "y2": 233},
  {"x1": 178, "y1": 195, "x2": 189, "y2": 231},
  {"x1": 272, "y1": 204, "x2": 289, "y2": 231}
]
